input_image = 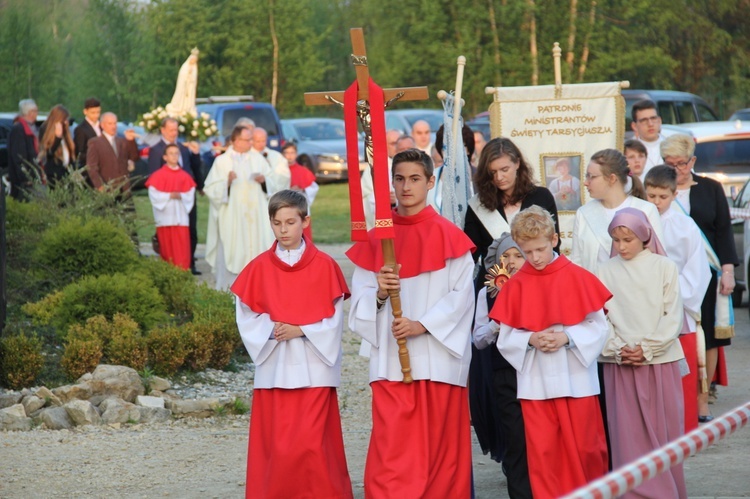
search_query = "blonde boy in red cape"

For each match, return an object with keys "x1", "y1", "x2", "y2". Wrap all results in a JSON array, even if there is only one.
[
  {"x1": 490, "y1": 205, "x2": 611, "y2": 499},
  {"x1": 347, "y1": 149, "x2": 476, "y2": 498},
  {"x1": 145, "y1": 143, "x2": 196, "y2": 269},
  {"x1": 231, "y1": 190, "x2": 352, "y2": 498}
]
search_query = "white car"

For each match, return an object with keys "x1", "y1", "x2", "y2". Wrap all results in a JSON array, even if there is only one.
[{"x1": 665, "y1": 121, "x2": 750, "y2": 199}]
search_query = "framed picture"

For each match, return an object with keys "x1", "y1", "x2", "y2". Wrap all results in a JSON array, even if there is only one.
[{"x1": 541, "y1": 153, "x2": 584, "y2": 211}]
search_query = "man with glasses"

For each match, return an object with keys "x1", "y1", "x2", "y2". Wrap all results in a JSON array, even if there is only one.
[{"x1": 631, "y1": 100, "x2": 664, "y2": 176}]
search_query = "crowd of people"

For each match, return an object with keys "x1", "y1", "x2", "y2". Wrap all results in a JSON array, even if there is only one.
[{"x1": 6, "y1": 95, "x2": 735, "y2": 498}]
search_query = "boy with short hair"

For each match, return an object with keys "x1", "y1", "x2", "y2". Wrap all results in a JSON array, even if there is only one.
[
  {"x1": 490, "y1": 205, "x2": 611, "y2": 499},
  {"x1": 231, "y1": 189, "x2": 352, "y2": 498},
  {"x1": 145, "y1": 143, "x2": 196, "y2": 269},
  {"x1": 624, "y1": 139, "x2": 648, "y2": 181},
  {"x1": 644, "y1": 165, "x2": 711, "y2": 431},
  {"x1": 282, "y1": 142, "x2": 319, "y2": 241},
  {"x1": 347, "y1": 149, "x2": 476, "y2": 498}
]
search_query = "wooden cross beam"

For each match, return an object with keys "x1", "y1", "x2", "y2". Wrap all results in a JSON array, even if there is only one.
[{"x1": 304, "y1": 28, "x2": 429, "y2": 106}]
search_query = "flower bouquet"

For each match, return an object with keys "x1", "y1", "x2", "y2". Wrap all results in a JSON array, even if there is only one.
[{"x1": 137, "y1": 108, "x2": 219, "y2": 142}]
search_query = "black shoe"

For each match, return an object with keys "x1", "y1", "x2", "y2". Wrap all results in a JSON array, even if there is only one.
[
  {"x1": 698, "y1": 415, "x2": 714, "y2": 423},
  {"x1": 191, "y1": 268, "x2": 202, "y2": 275}
]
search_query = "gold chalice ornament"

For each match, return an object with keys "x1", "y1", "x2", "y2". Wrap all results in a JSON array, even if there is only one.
[{"x1": 484, "y1": 258, "x2": 513, "y2": 298}]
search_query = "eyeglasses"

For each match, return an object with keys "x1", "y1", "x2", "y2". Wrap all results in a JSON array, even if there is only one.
[
  {"x1": 636, "y1": 116, "x2": 661, "y2": 124},
  {"x1": 665, "y1": 158, "x2": 694, "y2": 169},
  {"x1": 584, "y1": 173, "x2": 602, "y2": 180}
]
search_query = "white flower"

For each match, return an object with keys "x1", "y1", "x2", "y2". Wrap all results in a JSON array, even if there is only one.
[
  {"x1": 193, "y1": 120, "x2": 199, "y2": 128},
  {"x1": 201, "y1": 112, "x2": 210, "y2": 120},
  {"x1": 144, "y1": 113, "x2": 153, "y2": 120},
  {"x1": 191, "y1": 130, "x2": 198, "y2": 137},
  {"x1": 147, "y1": 120, "x2": 156, "y2": 129},
  {"x1": 179, "y1": 115, "x2": 188, "y2": 123},
  {"x1": 178, "y1": 125, "x2": 185, "y2": 132},
  {"x1": 158, "y1": 111, "x2": 167, "y2": 120},
  {"x1": 205, "y1": 129, "x2": 213, "y2": 136},
  {"x1": 138, "y1": 121, "x2": 144, "y2": 127},
  {"x1": 211, "y1": 124, "x2": 218, "y2": 132},
  {"x1": 202, "y1": 121, "x2": 208, "y2": 128}
]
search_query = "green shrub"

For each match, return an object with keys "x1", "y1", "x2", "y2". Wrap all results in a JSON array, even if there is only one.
[
  {"x1": 209, "y1": 320, "x2": 241, "y2": 370},
  {"x1": 0, "y1": 332, "x2": 45, "y2": 389},
  {"x1": 108, "y1": 328, "x2": 149, "y2": 371},
  {"x1": 191, "y1": 284, "x2": 240, "y2": 369},
  {"x1": 192, "y1": 283, "x2": 234, "y2": 325},
  {"x1": 35, "y1": 216, "x2": 139, "y2": 283},
  {"x1": 61, "y1": 325, "x2": 104, "y2": 380},
  {"x1": 147, "y1": 325, "x2": 189, "y2": 376},
  {"x1": 137, "y1": 257, "x2": 197, "y2": 317},
  {"x1": 183, "y1": 322, "x2": 214, "y2": 372},
  {"x1": 24, "y1": 273, "x2": 167, "y2": 334}
]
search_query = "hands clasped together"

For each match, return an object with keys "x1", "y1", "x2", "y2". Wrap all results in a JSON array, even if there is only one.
[
  {"x1": 377, "y1": 265, "x2": 427, "y2": 340},
  {"x1": 529, "y1": 327, "x2": 569, "y2": 353},
  {"x1": 274, "y1": 322, "x2": 303, "y2": 342}
]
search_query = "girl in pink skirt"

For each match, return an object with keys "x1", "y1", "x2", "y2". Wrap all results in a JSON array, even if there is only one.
[{"x1": 596, "y1": 207, "x2": 687, "y2": 498}]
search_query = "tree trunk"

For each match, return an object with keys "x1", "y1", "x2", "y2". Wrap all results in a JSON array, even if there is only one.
[
  {"x1": 578, "y1": 1, "x2": 596, "y2": 82},
  {"x1": 528, "y1": 0, "x2": 538, "y2": 86},
  {"x1": 566, "y1": 0, "x2": 578, "y2": 80},
  {"x1": 488, "y1": 0, "x2": 502, "y2": 86},
  {"x1": 269, "y1": 0, "x2": 279, "y2": 107}
]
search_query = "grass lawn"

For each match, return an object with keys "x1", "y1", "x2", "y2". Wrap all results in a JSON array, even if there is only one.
[{"x1": 133, "y1": 182, "x2": 351, "y2": 245}]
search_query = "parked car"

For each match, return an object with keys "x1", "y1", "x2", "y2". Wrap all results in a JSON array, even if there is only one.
[
  {"x1": 665, "y1": 121, "x2": 750, "y2": 199},
  {"x1": 384, "y1": 109, "x2": 443, "y2": 140},
  {"x1": 622, "y1": 90, "x2": 719, "y2": 139},
  {"x1": 732, "y1": 178, "x2": 750, "y2": 308},
  {"x1": 729, "y1": 108, "x2": 750, "y2": 121},
  {"x1": 195, "y1": 97, "x2": 284, "y2": 172},
  {"x1": 281, "y1": 118, "x2": 367, "y2": 183},
  {"x1": 467, "y1": 111, "x2": 490, "y2": 141}
]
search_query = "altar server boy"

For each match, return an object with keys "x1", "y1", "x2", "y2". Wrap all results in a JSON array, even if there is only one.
[
  {"x1": 348, "y1": 149, "x2": 476, "y2": 498},
  {"x1": 145, "y1": 143, "x2": 196, "y2": 269},
  {"x1": 645, "y1": 165, "x2": 711, "y2": 432},
  {"x1": 490, "y1": 205, "x2": 611, "y2": 499},
  {"x1": 231, "y1": 189, "x2": 353, "y2": 499}
]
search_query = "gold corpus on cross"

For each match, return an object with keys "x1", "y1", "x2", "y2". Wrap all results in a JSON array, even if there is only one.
[{"x1": 304, "y1": 27, "x2": 429, "y2": 384}]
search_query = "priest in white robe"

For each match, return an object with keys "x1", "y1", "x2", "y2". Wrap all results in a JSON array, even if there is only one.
[{"x1": 204, "y1": 126, "x2": 279, "y2": 290}]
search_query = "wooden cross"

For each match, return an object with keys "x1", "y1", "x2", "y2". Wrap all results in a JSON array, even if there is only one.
[{"x1": 304, "y1": 28, "x2": 428, "y2": 106}]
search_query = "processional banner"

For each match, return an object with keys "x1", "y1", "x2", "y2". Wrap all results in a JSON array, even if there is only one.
[{"x1": 487, "y1": 82, "x2": 625, "y2": 254}]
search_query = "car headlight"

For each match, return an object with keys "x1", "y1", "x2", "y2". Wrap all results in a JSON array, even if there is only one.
[{"x1": 317, "y1": 154, "x2": 343, "y2": 163}]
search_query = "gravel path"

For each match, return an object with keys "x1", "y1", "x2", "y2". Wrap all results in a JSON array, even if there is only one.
[{"x1": 2, "y1": 245, "x2": 749, "y2": 498}]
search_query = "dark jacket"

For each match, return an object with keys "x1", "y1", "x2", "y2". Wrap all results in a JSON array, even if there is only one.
[
  {"x1": 74, "y1": 120, "x2": 99, "y2": 168},
  {"x1": 86, "y1": 134, "x2": 139, "y2": 190},
  {"x1": 689, "y1": 174, "x2": 739, "y2": 266},
  {"x1": 7, "y1": 120, "x2": 39, "y2": 199},
  {"x1": 464, "y1": 186, "x2": 560, "y2": 263},
  {"x1": 147, "y1": 139, "x2": 203, "y2": 190}
]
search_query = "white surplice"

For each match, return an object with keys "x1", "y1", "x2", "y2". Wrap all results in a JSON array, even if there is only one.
[
  {"x1": 257, "y1": 147, "x2": 291, "y2": 195},
  {"x1": 661, "y1": 207, "x2": 711, "y2": 332},
  {"x1": 496, "y1": 310, "x2": 608, "y2": 400},
  {"x1": 147, "y1": 186, "x2": 195, "y2": 227},
  {"x1": 348, "y1": 253, "x2": 475, "y2": 386},
  {"x1": 234, "y1": 244, "x2": 345, "y2": 389},
  {"x1": 571, "y1": 196, "x2": 665, "y2": 273},
  {"x1": 204, "y1": 147, "x2": 279, "y2": 283}
]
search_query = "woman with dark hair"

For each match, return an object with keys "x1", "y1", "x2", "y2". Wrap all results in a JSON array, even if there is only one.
[
  {"x1": 463, "y1": 137, "x2": 558, "y2": 499},
  {"x1": 465, "y1": 137, "x2": 559, "y2": 263},
  {"x1": 38, "y1": 104, "x2": 75, "y2": 186}
]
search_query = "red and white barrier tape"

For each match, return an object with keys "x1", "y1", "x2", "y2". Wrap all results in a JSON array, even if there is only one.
[{"x1": 562, "y1": 402, "x2": 750, "y2": 499}]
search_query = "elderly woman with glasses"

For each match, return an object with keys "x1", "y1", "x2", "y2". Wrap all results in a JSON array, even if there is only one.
[
  {"x1": 660, "y1": 134, "x2": 738, "y2": 423},
  {"x1": 571, "y1": 148, "x2": 664, "y2": 273}
]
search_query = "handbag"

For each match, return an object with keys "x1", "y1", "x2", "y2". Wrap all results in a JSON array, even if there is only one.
[{"x1": 151, "y1": 233, "x2": 160, "y2": 255}]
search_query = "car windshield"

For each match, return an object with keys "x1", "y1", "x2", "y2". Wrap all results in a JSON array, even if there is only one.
[
  {"x1": 221, "y1": 108, "x2": 279, "y2": 137},
  {"x1": 731, "y1": 110, "x2": 750, "y2": 121},
  {"x1": 405, "y1": 113, "x2": 444, "y2": 131},
  {"x1": 694, "y1": 138, "x2": 750, "y2": 173},
  {"x1": 293, "y1": 121, "x2": 346, "y2": 141}
]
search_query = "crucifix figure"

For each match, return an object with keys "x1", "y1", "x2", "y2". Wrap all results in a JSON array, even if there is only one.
[{"x1": 305, "y1": 28, "x2": 429, "y2": 384}]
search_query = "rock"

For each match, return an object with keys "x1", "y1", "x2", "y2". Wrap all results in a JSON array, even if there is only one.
[
  {"x1": 138, "y1": 407, "x2": 172, "y2": 423},
  {"x1": 34, "y1": 387, "x2": 62, "y2": 407},
  {"x1": 165, "y1": 398, "x2": 220, "y2": 418},
  {"x1": 38, "y1": 407, "x2": 74, "y2": 430},
  {"x1": 136, "y1": 395, "x2": 165, "y2": 409},
  {"x1": 21, "y1": 395, "x2": 46, "y2": 415},
  {"x1": 77, "y1": 373, "x2": 93, "y2": 383},
  {"x1": 64, "y1": 400, "x2": 101, "y2": 426},
  {"x1": 52, "y1": 384, "x2": 93, "y2": 403},
  {"x1": 0, "y1": 404, "x2": 32, "y2": 431},
  {"x1": 0, "y1": 392, "x2": 22, "y2": 409},
  {"x1": 149, "y1": 376, "x2": 171, "y2": 392},
  {"x1": 163, "y1": 389, "x2": 183, "y2": 400},
  {"x1": 86, "y1": 365, "x2": 144, "y2": 403},
  {"x1": 99, "y1": 398, "x2": 140, "y2": 424}
]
